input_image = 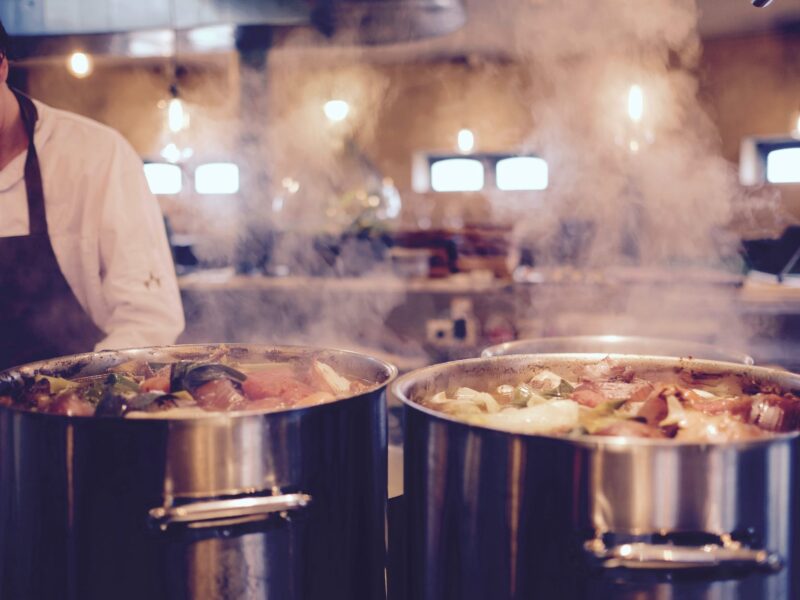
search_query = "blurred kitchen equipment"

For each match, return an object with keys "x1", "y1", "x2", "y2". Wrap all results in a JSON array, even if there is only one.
[
  {"x1": 483, "y1": 335, "x2": 755, "y2": 364},
  {"x1": 389, "y1": 247, "x2": 432, "y2": 278},
  {"x1": 310, "y1": 0, "x2": 467, "y2": 44},
  {"x1": 4, "y1": 0, "x2": 467, "y2": 61},
  {"x1": 0, "y1": 344, "x2": 396, "y2": 600},
  {"x1": 393, "y1": 354, "x2": 800, "y2": 600}
]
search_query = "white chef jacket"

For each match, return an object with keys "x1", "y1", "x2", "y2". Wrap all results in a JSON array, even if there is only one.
[{"x1": 0, "y1": 98, "x2": 185, "y2": 350}]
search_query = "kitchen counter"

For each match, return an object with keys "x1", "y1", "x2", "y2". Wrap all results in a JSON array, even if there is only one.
[{"x1": 177, "y1": 271, "x2": 800, "y2": 370}]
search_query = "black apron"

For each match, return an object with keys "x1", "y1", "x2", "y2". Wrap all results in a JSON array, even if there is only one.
[{"x1": 0, "y1": 90, "x2": 104, "y2": 369}]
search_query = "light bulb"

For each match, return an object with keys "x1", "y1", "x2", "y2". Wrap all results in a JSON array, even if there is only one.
[
  {"x1": 628, "y1": 85, "x2": 644, "y2": 123},
  {"x1": 323, "y1": 100, "x2": 350, "y2": 122},
  {"x1": 167, "y1": 97, "x2": 189, "y2": 133},
  {"x1": 67, "y1": 52, "x2": 93, "y2": 78},
  {"x1": 161, "y1": 143, "x2": 181, "y2": 164},
  {"x1": 457, "y1": 129, "x2": 475, "y2": 153}
]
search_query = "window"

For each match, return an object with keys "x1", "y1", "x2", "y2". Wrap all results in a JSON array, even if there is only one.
[
  {"x1": 143, "y1": 163, "x2": 182, "y2": 195},
  {"x1": 195, "y1": 163, "x2": 240, "y2": 195},
  {"x1": 496, "y1": 156, "x2": 549, "y2": 191},
  {"x1": 430, "y1": 158, "x2": 485, "y2": 192},
  {"x1": 740, "y1": 137, "x2": 800, "y2": 186},
  {"x1": 767, "y1": 148, "x2": 800, "y2": 184},
  {"x1": 418, "y1": 153, "x2": 548, "y2": 193}
]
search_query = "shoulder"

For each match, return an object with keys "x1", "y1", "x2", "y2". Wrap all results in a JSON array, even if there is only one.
[{"x1": 34, "y1": 99, "x2": 141, "y2": 166}]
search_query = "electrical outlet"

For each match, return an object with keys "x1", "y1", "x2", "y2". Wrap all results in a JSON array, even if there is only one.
[
  {"x1": 426, "y1": 317, "x2": 478, "y2": 347},
  {"x1": 426, "y1": 319, "x2": 454, "y2": 346}
]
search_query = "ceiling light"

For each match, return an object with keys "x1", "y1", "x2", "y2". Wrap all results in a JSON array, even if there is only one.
[
  {"x1": 167, "y1": 97, "x2": 189, "y2": 133},
  {"x1": 457, "y1": 129, "x2": 475, "y2": 153},
  {"x1": 628, "y1": 84, "x2": 644, "y2": 123},
  {"x1": 324, "y1": 100, "x2": 350, "y2": 122},
  {"x1": 67, "y1": 52, "x2": 93, "y2": 78}
]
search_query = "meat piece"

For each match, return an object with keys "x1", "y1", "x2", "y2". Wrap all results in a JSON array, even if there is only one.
[
  {"x1": 141, "y1": 374, "x2": 170, "y2": 393},
  {"x1": 749, "y1": 394, "x2": 800, "y2": 432},
  {"x1": 571, "y1": 383, "x2": 607, "y2": 408},
  {"x1": 582, "y1": 359, "x2": 636, "y2": 381},
  {"x1": 637, "y1": 389, "x2": 669, "y2": 427},
  {"x1": 571, "y1": 380, "x2": 654, "y2": 412},
  {"x1": 594, "y1": 420, "x2": 666, "y2": 439},
  {"x1": 244, "y1": 396, "x2": 287, "y2": 411},
  {"x1": 242, "y1": 368, "x2": 315, "y2": 405},
  {"x1": 686, "y1": 393, "x2": 753, "y2": 419},
  {"x1": 676, "y1": 412, "x2": 766, "y2": 442},
  {"x1": 598, "y1": 379, "x2": 654, "y2": 403},
  {"x1": 194, "y1": 379, "x2": 246, "y2": 411},
  {"x1": 47, "y1": 391, "x2": 94, "y2": 417}
]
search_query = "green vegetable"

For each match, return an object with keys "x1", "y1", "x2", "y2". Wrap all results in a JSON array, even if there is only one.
[
  {"x1": 579, "y1": 399, "x2": 630, "y2": 433},
  {"x1": 34, "y1": 374, "x2": 78, "y2": 394},
  {"x1": 82, "y1": 380, "x2": 106, "y2": 406},
  {"x1": 169, "y1": 362, "x2": 246, "y2": 393},
  {"x1": 104, "y1": 373, "x2": 140, "y2": 394}
]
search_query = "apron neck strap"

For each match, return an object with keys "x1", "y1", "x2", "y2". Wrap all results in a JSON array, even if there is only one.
[{"x1": 11, "y1": 89, "x2": 47, "y2": 236}]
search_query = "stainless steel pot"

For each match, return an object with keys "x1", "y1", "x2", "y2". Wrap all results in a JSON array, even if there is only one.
[
  {"x1": 482, "y1": 335, "x2": 755, "y2": 364},
  {"x1": 0, "y1": 344, "x2": 397, "y2": 600},
  {"x1": 392, "y1": 354, "x2": 800, "y2": 600}
]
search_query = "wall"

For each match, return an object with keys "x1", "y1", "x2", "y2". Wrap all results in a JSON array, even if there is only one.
[
  {"x1": 261, "y1": 55, "x2": 538, "y2": 229},
  {"x1": 701, "y1": 31, "x2": 800, "y2": 161},
  {"x1": 13, "y1": 27, "x2": 800, "y2": 232},
  {"x1": 700, "y1": 31, "x2": 800, "y2": 220}
]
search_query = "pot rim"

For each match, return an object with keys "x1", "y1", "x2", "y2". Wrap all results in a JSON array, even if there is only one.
[
  {"x1": 392, "y1": 353, "x2": 800, "y2": 449},
  {"x1": 1, "y1": 343, "x2": 398, "y2": 422},
  {"x1": 481, "y1": 335, "x2": 755, "y2": 365}
]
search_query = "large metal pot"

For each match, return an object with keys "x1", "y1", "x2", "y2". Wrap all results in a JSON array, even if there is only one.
[
  {"x1": 392, "y1": 354, "x2": 800, "y2": 600},
  {"x1": 0, "y1": 344, "x2": 396, "y2": 600}
]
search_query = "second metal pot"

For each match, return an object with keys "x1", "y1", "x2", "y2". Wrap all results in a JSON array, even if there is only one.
[{"x1": 393, "y1": 354, "x2": 800, "y2": 600}]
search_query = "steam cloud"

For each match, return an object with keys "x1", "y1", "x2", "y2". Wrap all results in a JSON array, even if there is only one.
[{"x1": 187, "y1": 0, "x2": 786, "y2": 358}]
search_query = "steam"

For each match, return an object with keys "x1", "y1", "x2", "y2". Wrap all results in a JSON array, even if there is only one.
[
  {"x1": 500, "y1": 0, "x2": 731, "y2": 263},
  {"x1": 194, "y1": 0, "x2": 779, "y2": 356},
  {"x1": 469, "y1": 0, "x2": 782, "y2": 350}
]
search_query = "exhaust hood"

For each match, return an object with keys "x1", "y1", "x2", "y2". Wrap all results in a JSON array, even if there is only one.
[
  {"x1": 311, "y1": 0, "x2": 467, "y2": 45},
  {"x1": 2, "y1": 0, "x2": 467, "y2": 59}
]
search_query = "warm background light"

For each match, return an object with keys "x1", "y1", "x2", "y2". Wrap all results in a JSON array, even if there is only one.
[
  {"x1": 143, "y1": 163, "x2": 182, "y2": 195},
  {"x1": 167, "y1": 97, "x2": 189, "y2": 133},
  {"x1": 457, "y1": 128, "x2": 475, "y2": 153},
  {"x1": 67, "y1": 52, "x2": 93, "y2": 78},
  {"x1": 323, "y1": 99, "x2": 350, "y2": 122},
  {"x1": 628, "y1": 84, "x2": 644, "y2": 122}
]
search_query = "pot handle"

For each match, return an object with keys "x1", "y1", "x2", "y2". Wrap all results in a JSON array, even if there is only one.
[
  {"x1": 149, "y1": 493, "x2": 311, "y2": 530},
  {"x1": 584, "y1": 538, "x2": 782, "y2": 572}
]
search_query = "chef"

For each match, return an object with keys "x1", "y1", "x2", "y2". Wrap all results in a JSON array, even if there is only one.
[{"x1": 0, "y1": 21, "x2": 184, "y2": 369}]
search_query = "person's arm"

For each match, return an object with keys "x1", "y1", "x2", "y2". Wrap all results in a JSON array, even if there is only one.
[{"x1": 94, "y1": 139, "x2": 185, "y2": 350}]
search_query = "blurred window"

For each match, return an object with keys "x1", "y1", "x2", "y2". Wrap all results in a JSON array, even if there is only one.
[
  {"x1": 430, "y1": 158, "x2": 484, "y2": 192},
  {"x1": 195, "y1": 163, "x2": 240, "y2": 194},
  {"x1": 496, "y1": 156, "x2": 549, "y2": 190},
  {"x1": 423, "y1": 153, "x2": 548, "y2": 193},
  {"x1": 766, "y1": 147, "x2": 800, "y2": 184},
  {"x1": 143, "y1": 163, "x2": 182, "y2": 195}
]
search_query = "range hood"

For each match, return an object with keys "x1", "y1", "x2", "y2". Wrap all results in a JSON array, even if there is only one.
[
  {"x1": 0, "y1": 0, "x2": 309, "y2": 35},
  {"x1": 311, "y1": 0, "x2": 466, "y2": 45},
  {"x1": 2, "y1": 0, "x2": 467, "y2": 58}
]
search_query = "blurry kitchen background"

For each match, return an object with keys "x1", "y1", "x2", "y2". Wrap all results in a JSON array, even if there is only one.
[{"x1": 5, "y1": 0, "x2": 800, "y2": 371}]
